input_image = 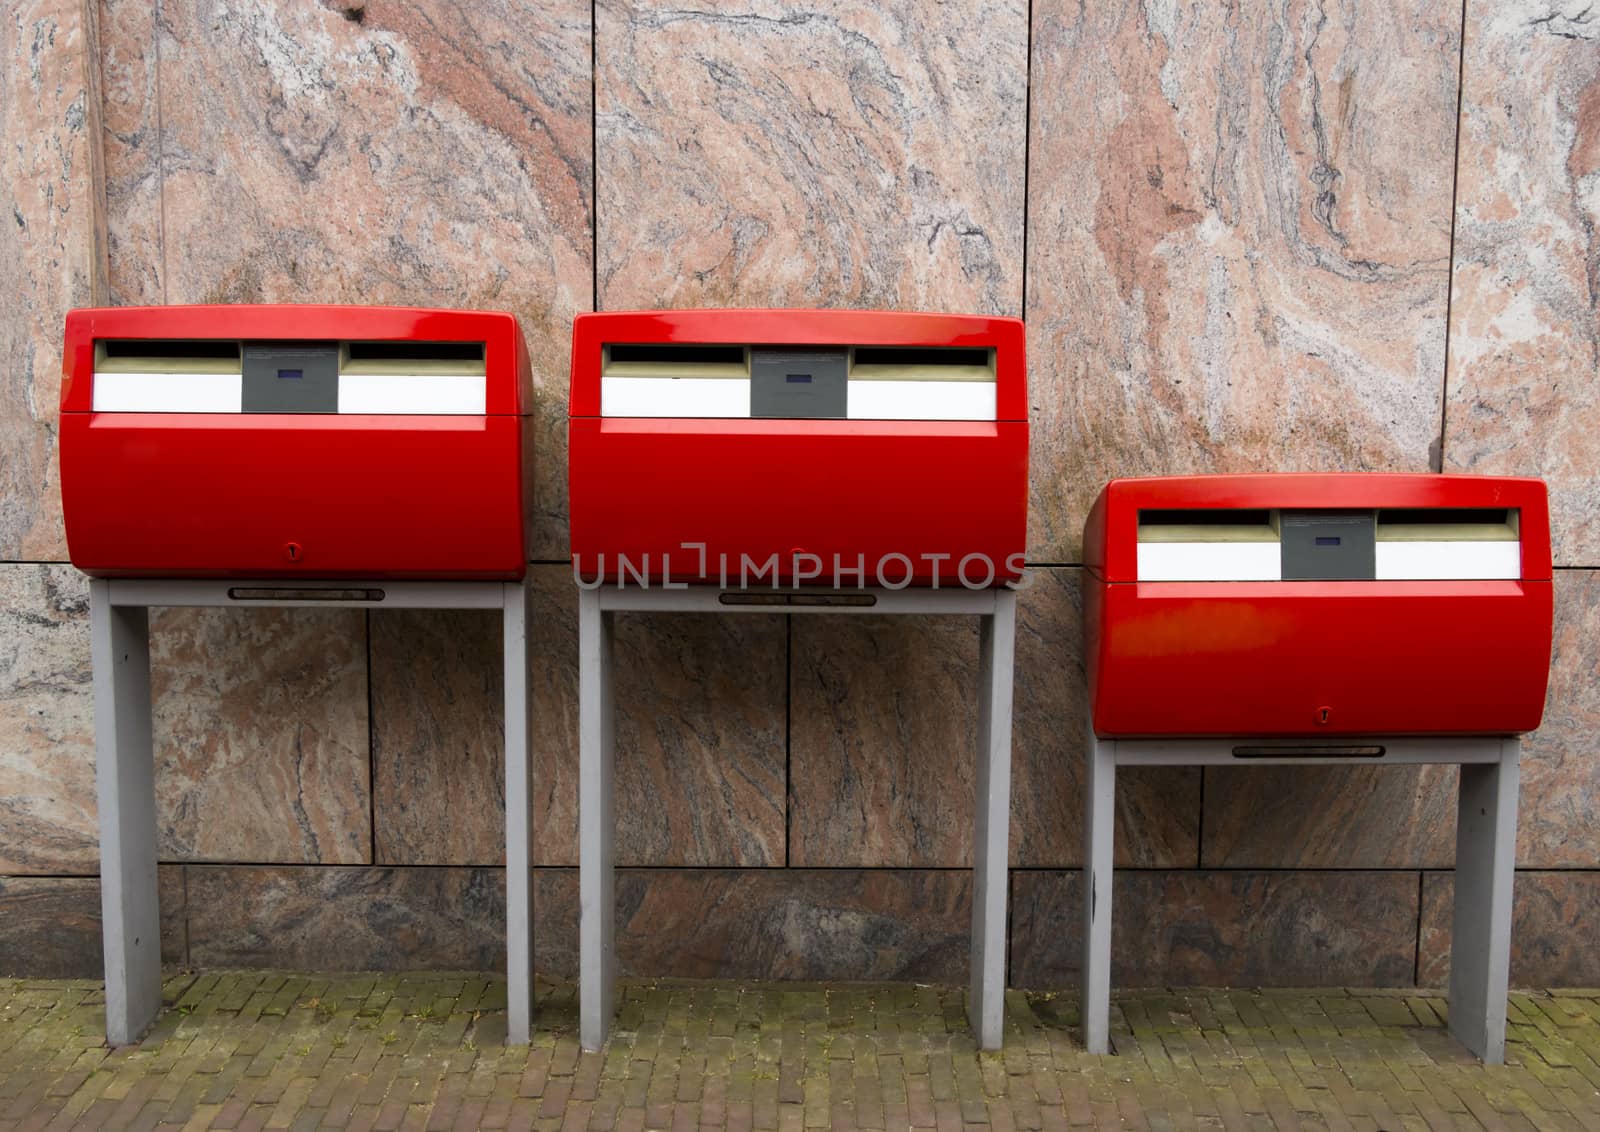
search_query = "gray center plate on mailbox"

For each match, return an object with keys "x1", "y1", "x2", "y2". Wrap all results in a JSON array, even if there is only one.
[
  {"x1": 1280, "y1": 510, "x2": 1376, "y2": 580},
  {"x1": 243, "y1": 342, "x2": 340, "y2": 413},
  {"x1": 750, "y1": 348, "x2": 847, "y2": 419}
]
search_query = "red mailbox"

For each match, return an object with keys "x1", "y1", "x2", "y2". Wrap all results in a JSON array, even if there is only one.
[
  {"x1": 60, "y1": 305, "x2": 532, "y2": 580},
  {"x1": 567, "y1": 309, "x2": 1027, "y2": 587},
  {"x1": 1084, "y1": 474, "x2": 1553, "y2": 737}
]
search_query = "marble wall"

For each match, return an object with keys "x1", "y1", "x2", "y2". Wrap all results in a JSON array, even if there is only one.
[{"x1": 1, "y1": 0, "x2": 1596, "y2": 992}]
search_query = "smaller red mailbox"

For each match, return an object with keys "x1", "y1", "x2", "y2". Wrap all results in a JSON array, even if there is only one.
[
  {"x1": 60, "y1": 305, "x2": 533, "y2": 580},
  {"x1": 1083, "y1": 474, "x2": 1553, "y2": 737},
  {"x1": 567, "y1": 309, "x2": 1027, "y2": 587}
]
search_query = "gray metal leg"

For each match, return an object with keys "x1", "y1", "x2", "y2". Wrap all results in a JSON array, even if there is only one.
[
  {"x1": 1449, "y1": 738, "x2": 1520, "y2": 1063},
  {"x1": 969, "y1": 590, "x2": 1016, "y2": 1050},
  {"x1": 1082, "y1": 732, "x2": 1115, "y2": 1055},
  {"x1": 578, "y1": 588, "x2": 616, "y2": 1050},
  {"x1": 90, "y1": 579, "x2": 161, "y2": 1045},
  {"x1": 503, "y1": 579, "x2": 534, "y2": 1045}
]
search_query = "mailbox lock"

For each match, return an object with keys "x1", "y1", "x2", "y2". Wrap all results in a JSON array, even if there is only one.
[
  {"x1": 283, "y1": 541, "x2": 304, "y2": 563},
  {"x1": 1316, "y1": 705, "x2": 1332, "y2": 726}
]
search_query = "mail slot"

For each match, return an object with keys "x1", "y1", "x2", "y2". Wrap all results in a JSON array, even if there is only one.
[
  {"x1": 567, "y1": 310, "x2": 1028, "y2": 586},
  {"x1": 1083, "y1": 474, "x2": 1554, "y2": 736},
  {"x1": 60, "y1": 304, "x2": 534, "y2": 579}
]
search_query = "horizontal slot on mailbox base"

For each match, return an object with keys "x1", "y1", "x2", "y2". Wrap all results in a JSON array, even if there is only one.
[
  {"x1": 347, "y1": 341, "x2": 483, "y2": 363},
  {"x1": 718, "y1": 592, "x2": 878, "y2": 608},
  {"x1": 1231, "y1": 744, "x2": 1385, "y2": 759},
  {"x1": 608, "y1": 343, "x2": 745, "y2": 366},
  {"x1": 852, "y1": 347, "x2": 990, "y2": 367},
  {"x1": 228, "y1": 587, "x2": 387, "y2": 603},
  {"x1": 103, "y1": 339, "x2": 241, "y2": 362}
]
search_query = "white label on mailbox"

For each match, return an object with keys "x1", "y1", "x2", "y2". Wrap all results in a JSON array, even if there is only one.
[
  {"x1": 601, "y1": 376, "x2": 751, "y2": 418},
  {"x1": 1375, "y1": 541, "x2": 1521, "y2": 580},
  {"x1": 845, "y1": 380, "x2": 996, "y2": 421},
  {"x1": 1136, "y1": 542, "x2": 1283, "y2": 581},
  {"x1": 92, "y1": 371, "x2": 243, "y2": 413},
  {"x1": 337, "y1": 374, "x2": 487, "y2": 415}
]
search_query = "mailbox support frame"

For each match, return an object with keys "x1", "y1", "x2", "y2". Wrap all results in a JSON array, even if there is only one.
[
  {"x1": 89, "y1": 577, "x2": 535, "y2": 1047},
  {"x1": 1081, "y1": 734, "x2": 1521, "y2": 1063},
  {"x1": 577, "y1": 584, "x2": 1018, "y2": 1052}
]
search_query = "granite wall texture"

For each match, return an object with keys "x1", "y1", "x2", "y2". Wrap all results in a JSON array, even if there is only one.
[{"x1": 0, "y1": 0, "x2": 1596, "y2": 991}]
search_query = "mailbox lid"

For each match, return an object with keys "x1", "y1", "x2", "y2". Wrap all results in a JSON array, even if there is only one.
[
  {"x1": 568, "y1": 416, "x2": 1027, "y2": 585},
  {"x1": 60, "y1": 413, "x2": 530, "y2": 579},
  {"x1": 568, "y1": 308, "x2": 1026, "y2": 422},
  {"x1": 1085, "y1": 473, "x2": 1552, "y2": 583},
  {"x1": 62, "y1": 304, "x2": 532, "y2": 416},
  {"x1": 1086, "y1": 576, "x2": 1554, "y2": 736}
]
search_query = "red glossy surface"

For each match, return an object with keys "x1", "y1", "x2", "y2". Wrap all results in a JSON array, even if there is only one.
[
  {"x1": 1084, "y1": 474, "x2": 1554, "y2": 738},
  {"x1": 1086, "y1": 579, "x2": 1553, "y2": 737},
  {"x1": 568, "y1": 310, "x2": 1028, "y2": 587},
  {"x1": 60, "y1": 305, "x2": 531, "y2": 580},
  {"x1": 570, "y1": 418, "x2": 1027, "y2": 585}
]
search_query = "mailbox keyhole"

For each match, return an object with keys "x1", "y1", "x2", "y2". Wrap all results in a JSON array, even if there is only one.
[
  {"x1": 1317, "y1": 706, "x2": 1331, "y2": 725},
  {"x1": 284, "y1": 541, "x2": 303, "y2": 563}
]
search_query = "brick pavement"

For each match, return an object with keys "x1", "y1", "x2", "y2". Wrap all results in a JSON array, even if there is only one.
[{"x1": 1, "y1": 972, "x2": 1597, "y2": 1129}]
